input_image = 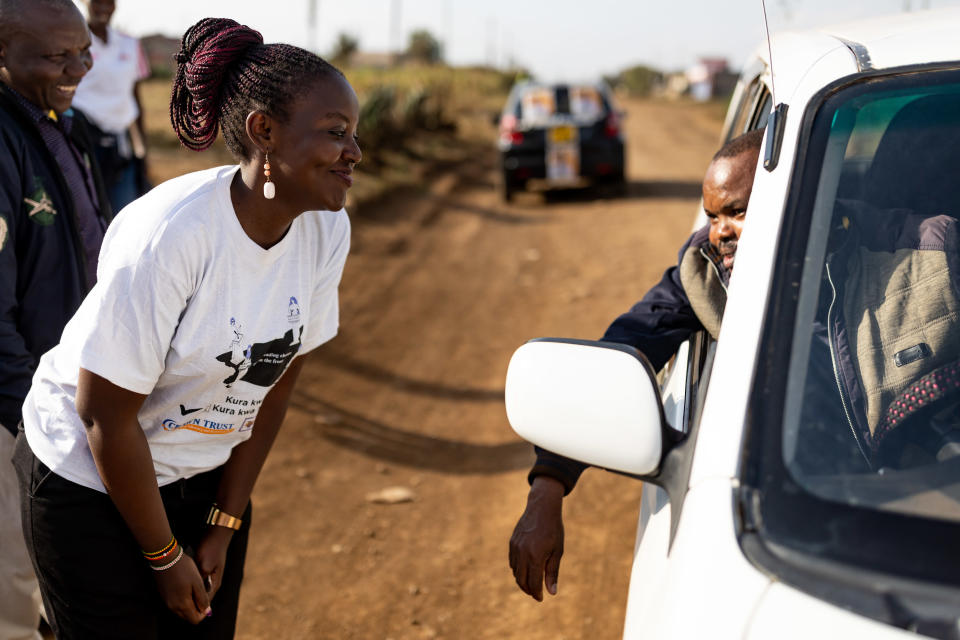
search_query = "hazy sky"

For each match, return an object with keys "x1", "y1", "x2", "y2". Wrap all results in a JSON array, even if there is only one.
[{"x1": 99, "y1": 0, "x2": 959, "y2": 80}]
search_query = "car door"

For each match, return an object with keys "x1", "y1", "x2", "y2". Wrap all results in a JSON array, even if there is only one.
[
  {"x1": 621, "y1": 65, "x2": 772, "y2": 638},
  {"x1": 623, "y1": 330, "x2": 716, "y2": 637}
]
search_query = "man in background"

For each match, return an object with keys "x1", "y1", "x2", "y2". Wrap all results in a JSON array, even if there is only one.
[
  {"x1": 0, "y1": 1, "x2": 112, "y2": 637},
  {"x1": 73, "y1": 0, "x2": 151, "y2": 212}
]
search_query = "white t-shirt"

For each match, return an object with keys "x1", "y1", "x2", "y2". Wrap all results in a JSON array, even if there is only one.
[
  {"x1": 72, "y1": 27, "x2": 150, "y2": 134},
  {"x1": 23, "y1": 165, "x2": 350, "y2": 492}
]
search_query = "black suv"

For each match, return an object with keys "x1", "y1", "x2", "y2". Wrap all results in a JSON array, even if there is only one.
[{"x1": 496, "y1": 81, "x2": 625, "y2": 201}]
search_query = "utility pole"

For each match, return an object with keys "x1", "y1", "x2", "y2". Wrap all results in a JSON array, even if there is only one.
[
  {"x1": 502, "y1": 28, "x2": 512, "y2": 70},
  {"x1": 442, "y1": 0, "x2": 452, "y2": 62},
  {"x1": 307, "y1": 0, "x2": 319, "y2": 52},
  {"x1": 390, "y1": 0, "x2": 403, "y2": 56},
  {"x1": 486, "y1": 16, "x2": 497, "y2": 68}
]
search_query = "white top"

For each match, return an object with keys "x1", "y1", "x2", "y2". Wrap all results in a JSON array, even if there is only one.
[
  {"x1": 23, "y1": 166, "x2": 350, "y2": 491},
  {"x1": 72, "y1": 27, "x2": 150, "y2": 134}
]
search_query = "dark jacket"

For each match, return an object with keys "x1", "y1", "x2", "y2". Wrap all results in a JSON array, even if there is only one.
[
  {"x1": 0, "y1": 86, "x2": 112, "y2": 434},
  {"x1": 530, "y1": 225, "x2": 729, "y2": 493}
]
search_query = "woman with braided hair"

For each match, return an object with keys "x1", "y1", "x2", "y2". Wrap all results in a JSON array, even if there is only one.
[{"x1": 13, "y1": 17, "x2": 360, "y2": 638}]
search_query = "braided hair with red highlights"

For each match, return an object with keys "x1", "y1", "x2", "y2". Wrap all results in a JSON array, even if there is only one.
[{"x1": 170, "y1": 17, "x2": 343, "y2": 158}]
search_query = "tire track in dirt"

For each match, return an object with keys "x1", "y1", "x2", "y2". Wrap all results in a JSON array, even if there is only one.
[{"x1": 236, "y1": 99, "x2": 722, "y2": 640}]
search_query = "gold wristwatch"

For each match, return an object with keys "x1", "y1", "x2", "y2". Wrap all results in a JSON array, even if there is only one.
[{"x1": 206, "y1": 504, "x2": 243, "y2": 530}]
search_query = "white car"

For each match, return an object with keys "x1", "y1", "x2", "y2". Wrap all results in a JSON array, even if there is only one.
[{"x1": 506, "y1": 9, "x2": 960, "y2": 639}]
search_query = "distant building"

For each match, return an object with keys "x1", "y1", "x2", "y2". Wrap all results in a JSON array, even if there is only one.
[
  {"x1": 685, "y1": 57, "x2": 738, "y2": 101},
  {"x1": 661, "y1": 72, "x2": 689, "y2": 99}
]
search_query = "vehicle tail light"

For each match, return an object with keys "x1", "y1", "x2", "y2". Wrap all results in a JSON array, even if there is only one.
[
  {"x1": 604, "y1": 111, "x2": 620, "y2": 138},
  {"x1": 500, "y1": 114, "x2": 524, "y2": 145}
]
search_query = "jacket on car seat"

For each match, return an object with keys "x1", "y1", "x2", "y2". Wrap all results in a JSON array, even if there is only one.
[{"x1": 824, "y1": 199, "x2": 960, "y2": 465}]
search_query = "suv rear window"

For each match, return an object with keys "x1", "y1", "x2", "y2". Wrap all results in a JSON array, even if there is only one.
[{"x1": 518, "y1": 85, "x2": 606, "y2": 124}]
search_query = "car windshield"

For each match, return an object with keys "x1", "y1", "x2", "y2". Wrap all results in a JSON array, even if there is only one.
[
  {"x1": 518, "y1": 85, "x2": 606, "y2": 124},
  {"x1": 783, "y1": 73, "x2": 960, "y2": 523}
]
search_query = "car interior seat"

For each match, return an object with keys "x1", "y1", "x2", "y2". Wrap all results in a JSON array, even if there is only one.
[{"x1": 861, "y1": 92, "x2": 960, "y2": 215}]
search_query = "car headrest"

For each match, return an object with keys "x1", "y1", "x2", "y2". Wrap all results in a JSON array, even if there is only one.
[{"x1": 863, "y1": 93, "x2": 960, "y2": 216}]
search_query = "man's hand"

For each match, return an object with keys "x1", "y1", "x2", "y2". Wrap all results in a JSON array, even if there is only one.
[
  {"x1": 153, "y1": 553, "x2": 211, "y2": 624},
  {"x1": 195, "y1": 526, "x2": 234, "y2": 601},
  {"x1": 508, "y1": 475, "x2": 565, "y2": 601}
]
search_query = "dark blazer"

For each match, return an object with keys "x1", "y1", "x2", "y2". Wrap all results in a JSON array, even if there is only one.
[{"x1": 0, "y1": 85, "x2": 113, "y2": 433}]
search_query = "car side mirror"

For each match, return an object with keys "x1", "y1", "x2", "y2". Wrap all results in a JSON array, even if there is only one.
[{"x1": 505, "y1": 338, "x2": 667, "y2": 477}]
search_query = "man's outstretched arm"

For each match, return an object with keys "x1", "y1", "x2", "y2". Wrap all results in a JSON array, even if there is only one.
[
  {"x1": 508, "y1": 228, "x2": 708, "y2": 600},
  {"x1": 509, "y1": 475, "x2": 566, "y2": 601}
]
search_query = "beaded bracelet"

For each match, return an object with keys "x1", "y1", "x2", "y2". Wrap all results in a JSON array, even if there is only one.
[
  {"x1": 149, "y1": 545, "x2": 185, "y2": 572},
  {"x1": 142, "y1": 536, "x2": 177, "y2": 561},
  {"x1": 145, "y1": 542, "x2": 180, "y2": 564}
]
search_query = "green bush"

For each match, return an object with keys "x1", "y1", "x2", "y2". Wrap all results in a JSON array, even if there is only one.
[
  {"x1": 358, "y1": 85, "x2": 398, "y2": 151},
  {"x1": 343, "y1": 66, "x2": 512, "y2": 162},
  {"x1": 614, "y1": 65, "x2": 663, "y2": 97}
]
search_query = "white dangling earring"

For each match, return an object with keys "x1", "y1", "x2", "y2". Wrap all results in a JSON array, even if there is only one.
[{"x1": 263, "y1": 152, "x2": 275, "y2": 200}]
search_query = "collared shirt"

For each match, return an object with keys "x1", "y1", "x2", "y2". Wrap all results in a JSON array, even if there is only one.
[
  {"x1": 9, "y1": 88, "x2": 105, "y2": 288},
  {"x1": 73, "y1": 26, "x2": 150, "y2": 135}
]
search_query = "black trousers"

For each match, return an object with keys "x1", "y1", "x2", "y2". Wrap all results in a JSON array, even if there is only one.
[{"x1": 13, "y1": 432, "x2": 251, "y2": 640}]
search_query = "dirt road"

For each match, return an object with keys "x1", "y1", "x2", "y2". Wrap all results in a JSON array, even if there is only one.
[{"x1": 236, "y1": 99, "x2": 723, "y2": 640}]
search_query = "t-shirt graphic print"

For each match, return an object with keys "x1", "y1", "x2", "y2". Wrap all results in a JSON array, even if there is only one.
[{"x1": 216, "y1": 320, "x2": 304, "y2": 387}]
